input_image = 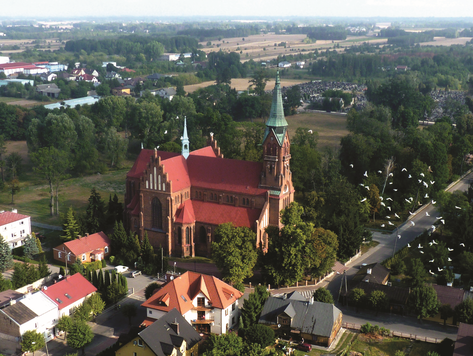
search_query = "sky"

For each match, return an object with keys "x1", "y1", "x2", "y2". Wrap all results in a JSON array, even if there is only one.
[{"x1": 2, "y1": 0, "x2": 473, "y2": 19}]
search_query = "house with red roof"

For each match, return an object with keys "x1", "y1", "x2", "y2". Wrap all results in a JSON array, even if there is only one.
[
  {"x1": 141, "y1": 271, "x2": 243, "y2": 334},
  {"x1": 42, "y1": 273, "x2": 97, "y2": 318},
  {"x1": 0, "y1": 209, "x2": 31, "y2": 249},
  {"x1": 52, "y1": 231, "x2": 111, "y2": 265},
  {"x1": 125, "y1": 72, "x2": 294, "y2": 257}
]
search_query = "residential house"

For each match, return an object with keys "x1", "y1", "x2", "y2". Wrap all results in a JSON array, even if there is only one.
[
  {"x1": 0, "y1": 291, "x2": 57, "y2": 342},
  {"x1": 453, "y1": 323, "x2": 473, "y2": 356},
  {"x1": 36, "y1": 83, "x2": 61, "y2": 99},
  {"x1": 71, "y1": 68, "x2": 86, "y2": 77},
  {"x1": 78, "y1": 74, "x2": 99, "y2": 83},
  {"x1": 52, "y1": 231, "x2": 111, "y2": 265},
  {"x1": 115, "y1": 308, "x2": 201, "y2": 356},
  {"x1": 112, "y1": 86, "x2": 131, "y2": 96},
  {"x1": 102, "y1": 61, "x2": 117, "y2": 68},
  {"x1": 106, "y1": 71, "x2": 122, "y2": 80},
  {"x1": 141, "y1": 271, "x2": 243, "y2": 334},
  {"x1": 37, "y1": 62, "x2": 67, "y2": 73},
  {"x1": 0, "y1": 209, "x2": 31, "y2": 249},
  {"x1": 140, "y1": 87, "x2": 177, "y2": 100},
  {"x1": 147, "y1": 73, "x2": 173, "y2": 81},
  {"x1": 426, "y1": 284, "x2": 465, "y2": 325},
  {"x1": 84, "y1": 69, "x2": 99, "y2": 77},
  {"x1": 57, "y1": 71, "x2": 76, "y2": 81},
  {"x1": 40, "y1": 73, "x2": 57, "y2": 82},
  {"x1": 259, "y1": 291, "x2": 342, "y2": 347},
  {"x1": 278, "y1": 61, "x2": 291, "y2": 68},
  {"x1": 395, "y1": 65, "x2": 409, "y2": 71},
  {"x1": 0, "y1": 290, "x2": 23, "y2": 309},
  {"x1": 351, "y1": 263, "x2": 390, "y2": 285},
  {"x1": 296, "y1": 61, "x2": 305, "y2": 68},
  {"x1": 42, "y1": 273, "x2": 97, "y2": 318},
  {"x1": 158, "y1": 53, "x2": 180, "y2": 61}
]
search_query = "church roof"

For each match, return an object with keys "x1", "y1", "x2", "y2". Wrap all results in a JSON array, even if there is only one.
[
  {"x1": 263, "y1": 71, "x2": 288, "y2": 144},
  {"x1": 192, "y1": 200, "x2": 261, "y2": 228},
  {"x1": 127, "y1": 150, "x2": 179, "y2": 179},
  {"x1": 175, "y1": 200, "x2": 195, "y2": 224},
  {"x1": 161, "y1": 155, "x2": 191, "y2": 192}
]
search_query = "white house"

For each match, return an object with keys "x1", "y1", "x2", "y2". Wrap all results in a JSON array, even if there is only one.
[
  {"x1": 141, "y1": 87, "x2": 177, "y2": 101},
  {"x1": 0, "y1": 291, "x2": 58, "y2": 342},
  {"x1": 278, "y1": 61, "x2": 291, "y2": 68},
  {"x1": 296, "y1": 61, "x2": 305, "y2": 68},
  {"x1": 141, "y1": 271, "x2": 242, "y2": 334},
  {"x1": 0, "y1": 210, "x2": 31, "y2": 249}
]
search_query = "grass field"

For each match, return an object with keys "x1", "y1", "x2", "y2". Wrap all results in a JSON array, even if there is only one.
[
  {"x1": 184, "y1": 77, "x2": 308, "y2": 93},
  {"x1": 0, "y1": 97, "x2": 22, "y2": 103},
  {"x1": 350, "y1": 337, "x2": 438, "y2": 356}
]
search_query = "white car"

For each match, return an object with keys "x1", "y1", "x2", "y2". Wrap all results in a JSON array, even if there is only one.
[{"x1": 114, "y1": 265, "x2": 129, "y2": 273}]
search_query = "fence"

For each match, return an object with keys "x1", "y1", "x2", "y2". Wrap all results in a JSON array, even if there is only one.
[{"x1": 341, "y1": 322, "x2": 441, "y2": 344}]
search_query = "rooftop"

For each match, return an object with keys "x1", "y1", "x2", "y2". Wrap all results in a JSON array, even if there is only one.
[{"x1": 42, "y1": 273, "x2": 97, "y2": 310}]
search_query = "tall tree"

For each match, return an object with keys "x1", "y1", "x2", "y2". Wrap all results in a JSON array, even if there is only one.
[
  {"x1": 85, "y1": 293, "x2": 105, "y2": 320},
  {"x1": 67, "y1": 321, "x2": 94, "y2": 355},
  {"x1": 241, "y1": 285, "x2": 270, "y2": 328},
  {"x1": 212, "y1": 223, "x2": 258, "y2": 285},
  {"x1": 369, "y1": 290, "x2": 389, "y2": 316},
  {"x1": 102, "y1": 127, "x2": 128, "y2": 167},
  {"x1": 408, "y1": 285, "x2": 440, "y2": 320},
  {"x1": 83, "y1": 188, "x2": 106, "y2": 233},
  {"x1": 249, "y1": 69, "x2": 270, "y2": 96},
  {"x1": 0, "y1": 134, "x2": 6, "y2": 183},
  {"x1": 23, "y1": 235, "x2": 39, "y2": 259},
  {"x1": 409, "y1": 258, "x2": 428, "y2": 288},
  {"x1": 56, "y1": 315, "x2": 73, "y2": 339},
  {"x1": 455, "y1": 298, "x2": 473, "y2": 324},
  {"x1": 21, "y1": 330, "x2": 45, "y2": 356},
  {"x1": 0, "y1": 235, "x2": 13, "y2": 272},
  {"x1": 61, "y1": 207, "x2": 81, "y2": 241}
]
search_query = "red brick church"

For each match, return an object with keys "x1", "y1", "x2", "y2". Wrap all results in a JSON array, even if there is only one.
[{"x1": 124, "y1": 72, "x2": 294, "y2": 257}]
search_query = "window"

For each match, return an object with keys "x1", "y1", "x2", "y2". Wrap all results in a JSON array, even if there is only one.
[
  {"x1": 67, "y1": 254, "x2": 71, "y2": 261},
  {"x1": 232, "y1": 303, "x2": 235, "y2": 311},
  {"x1": 104, "y1": 246, "x2": 109, "y2": 253},
  {"x1": 58, "y1": 252, "x2": 62, "y2": 259},
  {"x1": 133, "y1": 353, "x2": 137, "y2": 356},
  {"x1": 185, "y1": 227, "x2": 190, "y2": 245},
  {"x1": 232, "y1": 316, "x2": 235, "y2": 325},
  {"x1": 82, "y1": 254, "x2": 86, "y2": 261},
  {"x1": 225, "y1": 308, "x2": 228, "y2": 316},
  {"x1": 149, "y1": 310, "x2": 152, "y2": 314},
  {"x1": 197, "y1": 297, "x2": 205, "y2": 307},
  {"x1": 137, "y1": 339, "x2": 143, "y2": 347},
  {"x1": 152, "y1": 197, "x2": 163, "y2": 230}
]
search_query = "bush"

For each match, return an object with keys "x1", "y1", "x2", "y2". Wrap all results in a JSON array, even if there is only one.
[
  {"x1": 245, "y1": 324, "x2": 275, "y2": 348},
  {"x1": 391, "y1": 259, "x2": 406, "y2": 275},
  {"x1": 109, "y1": 256, "x2": 115, "y2": 265},
  {"x1": 144, "y1": 282, "x2": 161, "y2": 300},
  {"x1": 233, "y1": 282, "x2": 245, "y2": 293},
  {"x1": 437, "y1": 338, "x2": 454, "y2": 356},
  {"x1": 379, "y1": 327, "x2": 390, "y2": 337},
  {"x1": 371, "y1": 325, "x2": 380, "y2": 335},
  {"x1": 360, "y1": 322, "x2": 372, "y2": 334},
  {"x1": 395, "y1": 351, "x2": 406, "y2": 356},
  {"x1": 102, "y1": 259, "x2": 106, "y2": 268}
]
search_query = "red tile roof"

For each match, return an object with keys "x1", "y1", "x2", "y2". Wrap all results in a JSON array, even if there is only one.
[
  {"x1": 189, "y1": 146, "x2": 217, "y2": 158},
  {"x1": 0, "y1": 62, "x2": 38, "y2": 70},
  {"x1": 162, "y1": 155, "x2": 191, "y2": 192},
  {"x1": 142, "y1": 271, "x2": 242, "y2": 314},
  {"x1": 192, "y1": 201, "x2": 261, "y2": 229},
  {"x1": 42, "y1": 273, "x2": 97, "y2": 310},
  {"x1": 0, "y1": 211, "x2": 30, "y2": 226},
  {"x1": 59, "y1": 232, "x2": 110, "y2": 256},
  {"x1": 127, "y1": 149, "x2": 180, "y2": 179},
  {"x1": 433, "y1": 284, "x2": 465, "y2": 309},
  {"x1": 175, "y1": 200, "x2": 195, "y2": 224}
]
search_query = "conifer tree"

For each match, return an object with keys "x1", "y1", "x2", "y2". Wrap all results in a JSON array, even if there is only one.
[
  {"x1": 83, "y1": 188, "x2": 106, "y2": 234},
  {"x1": 141, "y1": 232, "x2": 154, "y2": 265},
  {"x1": 111, "y1": 221, "x2": 127, "y2": 254},
  {"x1": 104, "y1": 270, "x2": 111, "y2": 289},
  {"x1": 97, "y1": 269, "x2": 104, "y2": 290},
  {"x1": 32, "y1": 232, "x2": 43, "y2": 254},
  {"x1": 111, "y1": 270, "x2": 117, "y2": 284},
  {"x1": 0, "y1": 235, "x2": 13, "y2": 272},
  {"x1": 61, "y1": 206, "x2": 81, "y2": 241},
  {"x1": 23, "y1": 235, "x2": 39, "y2": 259},
  {"x1": 92, "y1": 270, "x2": 99, "y2": 287}
]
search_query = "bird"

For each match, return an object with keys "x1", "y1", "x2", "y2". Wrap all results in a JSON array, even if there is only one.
[
  {"x1": 386, "y1": 216, "x2": 391, "y2": 219},
  {"x1": 361, "y1": 198, "x2": 367, "y2": 202},
  {"x1": 424, "y1": 194, "x2": 429, "y2": 199},
  {"x1": 430, "y1": 181, "x2": 435, "y2": 185},
  {"x1": 387, "y1": 197, "x2": 393, "y2": 201},
  {"x1": 359, "y1": 183, "x2": 364, "y2": 186},
  {"x1": 420, "y1": 173, "x2": 425, "y2": 177},
  {"x1": 381, "y1": 224, "x2": 385, "y2": 228},
  {"x1": 409, "y1": 211, "x2": 414, "y2": 215},
  {"x1": 460, "y1": 243, "x2": 466, "y2": 247},
  {"x1": 436, "y1": 216, "x2": 442, "y2": 220},
  {"x1": 429, "y1": 242, "x2": 433, "y2": 246},
  {"x1": 429, "y1": 259, "x2": 435, "y2": 263},
  {"x1": 405, "y1": 198, "x2": 411, "y2": 203},
  {"x1": 389, "y1": 173, "x2": 393, "y2": 177},
  {"x1": 420, "y1": 251, "x2": 424, "y2": 254},
  {"x1": 432, "y1": 200, "x2": 436, "y2": 205},
  {"x1": 418, "y1": 243, "x2": 423, "y2": 249},
  {"x1": 388, "y1": 221, "x2": 394, "y2": 226},
  {"x1": 411, "y1": 221, "x2": 416, "y2": 226},
  {"x1": 408, "y1": 174, "x2": 412, "y2": 178},
  {"x1": 364, "y1": 171, "x2": 368, "y2": 177},
  {"x1": 378, "y1": 170, "x2": 382, "y2": 174},
  {"x1": 365, "y1": 186, "x2": 370, "y2": 190},
  {"x1": 429, "y1": 270, "x2": 435, "y2": 275},
  {"x1": 448, "y1": 248, "x2": 454, "y2": 252},
  {"x1": 426, "y1": 212, "x2": 430, "y2": 217},
  {"x1": 387, "y1": 206, "x2": 392, "y2": 211},
  {"x1": 438, "y1": 267, "x2": 443, "y2": 272},
  {"x1": 164, "y1": 130, "x2": 168, "y2": 134},
  {"x1": 308, "y1": 129, "x2": 313, "y2": 133},
  {"x1": 389, "y1": 182, "x2": 393, "y2": 185},
  {"x1": 350, "y1": 164, "x2": 354, "y2": 168},
  {"x1": 380, "y1": 197, "x2": 384, "y2": 201},
  {"x1": 448, "y1": 258, "x2": 452, "y2": 262},
  {"x1": 456, "y1": 206, "x2": 462, "y2": 209},
  {"x1": 432, "y1": 240, "x2": 438, "y2": 245},
  {"x1": 381, "y1": 202, "x2": 386, "y2": 207},
  {"x1": 395, "y1": 213, "x2": 400, "y2": 219},
  {"x1": 398, "y1": 234, "x2": 402, "y2": 239},
  {"x1": 441, "y1": 219, "x2": 445, "y2": 224},
  {"x1": 408, "y1": 243, "x2": 411, "y2": 248},
  {"x1": 418, "y1": 179, "x2": 422, "y2": 183},
  {"x1": 409, "y1": 197, "x2": 414, "y2": 201},
  {"x1": 402, "y1": 168, "x2": 407, "y2": 172},
  {"x1": 393, "y1": 189, "x2": 398, "y2": 192},
  {"x1": 423, "y1": 181, "x2": 429, "y2": 188},
  {"x1": 156, "y1": 145, "x2": 160, "y2": 149}
]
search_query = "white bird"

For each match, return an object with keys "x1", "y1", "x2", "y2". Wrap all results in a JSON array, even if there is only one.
[
  {"x1": 409, "y1": 197, "x2": 414, "y2": 201},
  {"x1": 388, "y1": 221, "x2": 394, "y2": 226},
  {"x1": 426, "y1": 212, "x2": 430, "y2": 216},
  {"x1": 408, "y1": 243, "x2": 411, "y2": 248},
  {"x1": 361, "y1": 198, "x2": 367, "y2": 202},
  {"x1": 433, "y1": 240, "x2": 438, "y2": 245},
  {"x1": 429, "y1": 242, "x2": 433, "y2": 246},
  {"x1": 156, "y1": 145, "x2": 160, "y2": 149},
  {"x1": 424, "y1": 194, "x2": 429, "y2": 199},
  {"x1": 448, "y1": 248, "x2": 454, "y2": 252},
  {"x1": 308, "y1": 130, "x2": 313, "y2": 133},
  {"x1": 438, "y1": 267, "x2": 443, "y2": 272},
  {"x1": 402, "y1": 168, "x2": 407, "y2": 172},
  {"x1": 441, "y1": 219, "x2": 445, "y2": 224},
  {"x1": 359, "y1": 183, "x2": 364, "y2": 186},
  {"x1": 364, "y1": 171, "x2": 368, "y2": 177},
  {"x1": 411, "y1": 221, "x2": 416, "y2": 226},
  {"x1": 423, "y1": 181, "x2": 429, "y2": 188},
  {"x1": 398, "y1": 235, "x2": 402, "y2": 239},
  {"x1": 386, "y1": 216, "x2": 391, "y2": 219},
  {"x1": 378, "y1": 170, "x2": 382, "y2": 174},
  {"x1": 387, "y1": 206, "x2": 392, "y2": 211},
  {"x1": 387, "y1": 197, "x2": 393, "y2": 201},
  {"x1": 456, "y1": 206, "x2": 462, "y2": 209},
  {"x1": 164, "y1": 130, "x2": 168, "y2": 134},
  {"x1": 409, "y1": 211, "x2": 414, "y2": 215},
  {"x1": 350, "y1": 164, "x2": 354, "y2": 168},
  {"x1": 381, "y1": 224, "x2": 385, "y2": 228},
  {"x1": 431, "y1": 226, "x2": 436, "y2": 231},
  {"x1": 448, "y1": 258, "x2": 452, "y2": 262},
  {"x1": 430, "y1": 181, "x2": 435, "y2": 185},
  {"x1": 389, "y1": 182, "x2": 393, "y2": 185},
  {"x1": 420, "y1": 173, "x2": 425, "y2": 177},
  {"x1": 405, "y1": 198, "x2": 411, "y2": 203},
  {"x1": 393, "y1": 189, "x2": 398, "y2": 192},
  {"x1": 381, "y1": 202, "x2": 386, "y2": 207},
  {"x1": 429, "y1": 270, "x2": 435, "y2": 275},
  {"x1": 408, "y1": 174, "x2": 412, "y2": 178},
  {"x1": 395, "y1": 213, "x2": 400, "y2": 218},
  {"x1": 436, "y1": 216, "x2": 442, "y2": 220},
  {"x1": 418, "y1": 243, "x2": 423, "y2": 249},
  {"x1": 460, "y1": 243, "x2": 466, "y2": 247},
  {"x1": 432, "y1": 200, "x2": 436, "y2": 205},
  {"x1": 389, "y1": 173, "x2": 393, "y2": 177},
  {"x1": 365, "y1": 186, "x2": 370, "y2": 190},
  {"x1": 418, "y1": 179, "x2": 422, "y2": 183},
  {"x1": 380, "y1": 197, "x2": 384, "y2": 201},
  {"x1": 420, "y1": 251, "x2": 424, "y2": 254},
  {"x1": 429, "y1": 259, "x2": 435, "y2": 263}
]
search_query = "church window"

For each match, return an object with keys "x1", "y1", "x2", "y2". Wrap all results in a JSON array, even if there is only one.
[
  {"x1": 186, "y1": 227, "x2": 190, "y2": 245},
  {"x1": 266, "y1": 143, "x2": 271, "y2": 155},
  {"x1": 199, "y1": 226, "x2": 206, "y2": 244},
  {"x1": 230, "y1": 196, "x2": 234, "y2": 203},
  {"x1": 152, "y1": 198, "x2": 163, "y2": 230},
  {"x1": 199, "y1": 191, "x2": 202, "y2": 199},
  {"x1": 225, "y1": 195, "x2": 229, "y2": 203},
  {"x1": 162, "y1": 182, "x2": 166, "y2": 191},
  {"x1": 177, "y1": 227, "x2": 182, "y2": 245},
  {"x1": 158, "y1": 175, "x2": 161, "y2": 191}
]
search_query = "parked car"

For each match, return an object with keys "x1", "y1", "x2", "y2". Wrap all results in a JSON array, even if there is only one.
[
  {"x1": 115, "y1": 265, "x2": 129, "y2": 273},
  {"x1": 297, "y1": 343, "x2": 312, "y2": 352},
  {"x1": 131, "y1": 270, "x2": 141, "y2": 278}
]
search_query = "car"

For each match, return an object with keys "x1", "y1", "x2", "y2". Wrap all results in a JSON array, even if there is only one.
[
  {"x1": 297, "y1": 343, "x2": 312, "y2": 352},
  {"x1": 114, "y1": 265, "x2": 129, "y2": 273},
  {"x1": 131, "y1": 270, "x2": 141, "y2": 278}
]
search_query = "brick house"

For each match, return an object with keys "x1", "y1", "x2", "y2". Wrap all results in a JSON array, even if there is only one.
[
  {"x1": 53, "y1": 232, "x2": 111, "y2": 264},
  {"x1": 125, "y1": 72, "x2": 294, "y2": 257}
]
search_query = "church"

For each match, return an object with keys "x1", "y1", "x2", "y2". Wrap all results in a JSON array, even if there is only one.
[{"x1": 124, "y1": 72, "x2": 294, "y2": 257}]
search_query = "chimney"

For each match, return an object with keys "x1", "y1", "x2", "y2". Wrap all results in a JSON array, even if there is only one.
[
  {"x1": 170, "y1": 320, "x2": 179, "y2": 335},
  {"x1": 11, "y1": 209, "x2": 17, "y2": 213},
  {"x1": 85, "y1": 233, "x2": 89, "y2": 237},
  {"x1": 77, "y1": 235, "x2": 81, "y2": 239}
]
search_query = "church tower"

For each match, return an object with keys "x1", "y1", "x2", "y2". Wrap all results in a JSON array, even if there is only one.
[
  {"x1": 260, "y1": 72, "x2": 294, "y2": 227},
  {"x1": 181, "y1": 116, "x2": 190, "y2": 159}
]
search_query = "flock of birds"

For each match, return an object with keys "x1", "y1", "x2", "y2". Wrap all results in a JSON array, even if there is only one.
[{"x1": 352, "y1": 163, "x2": 466, "y2": 278}]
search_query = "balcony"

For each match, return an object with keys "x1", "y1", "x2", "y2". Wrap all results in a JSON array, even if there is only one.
[
  {"x1": 191, "y1": 306, "x2": 213, "y2": 312},
  {"x1": 191, "y1": 317, "x2": 215, "y2": 325}
]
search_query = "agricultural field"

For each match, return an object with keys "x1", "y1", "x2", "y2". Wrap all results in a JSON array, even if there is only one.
[
  {"x1": 0, "y1": 38, "x2": 63, "y2": 53},
  {"x1": 184, "y1": 77, "x2": 309, "y2": 93},
  {"x1": 420, "y1": 36, "x2": 472, "y2": 46}
]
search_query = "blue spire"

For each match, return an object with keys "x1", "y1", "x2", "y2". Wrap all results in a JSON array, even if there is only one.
[{"x1": 181, "y1": 116, "x2": 190, "y2": 159}]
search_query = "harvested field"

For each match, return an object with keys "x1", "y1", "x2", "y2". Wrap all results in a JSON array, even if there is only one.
[
  {"x1": 5, "y1": 99, "x2": 46, "y2": 108},
  {"x1": 0, "y1": 38, "x2": 63, "y2": 53},
  {"x1": 420, "y1": 36, "x2": 472, "y2": 46},
  {"x1": 184, "y1": 77, "x2": 308, "y2": 93}
]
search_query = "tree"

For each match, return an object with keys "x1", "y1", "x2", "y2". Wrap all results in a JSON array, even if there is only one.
[
  {"x1": 7, "y1": 178, "x2": 20, "y2": 204},
  {"x1": 145, "y1": 282, "x2": 161, "y2": 300},
  {"x1": 367, "y1": 184, "x2": 381, "y2": 222},
  {"x1": 129, "y1": 101, "x2": 165, "y2": 149},
  {"x1": 245, "y1": 324, "x2": 275, "y2": 348},
  {"x1": 0, "y1": 235, "x2": 13, "y2": 272},
  {"x1": 283, "y1": 85, "x2": 301, "y2": 116},
  {"x1": 56, "y1": 315, "x2": 73, "y2": 339},
  {"x1": 5, "y1": 152, "x2": 23, "y2": 180},
  {"x1": 350, "y1": 288, "x2": 366, "y2": 312},
  {"x1": 369, "y1": 290, "x2": 389, "y2": 316},
  {"x1": 313, "y1": 288, "x2": 334, "y2": 304},
  {"x1": 67, "y1": 321, "x2": 94, "y2": 355},
  {"x1": 83, "y1": 188, "x2": 106, "y2": 233},
  {"x1": 121, "y1": 303, "x2": 137, "y2": 326},
  {"x1": 33, "y1": 232, "x2": 43, "y2": 255},
  {"x1": 408, "y1": 285, "x2": 439, "y2": 320},
  {"x1": 102, "y1": 127, "x2": 128, "y2": 167},
  {"x1": 95, "y1": 83, "x2": 111, "y2": 96},
  {"x1": 21, "y1": 330, "x2": 45, "y2": 356},
  {"x1": 11, "y1": 263, "x2": 28, "y2": 289},
  {"x1": 140, "y1": 232, "x2": 154, "y2": 266},
  {"x1": 455, "y1": 298, "x2": 473, "y2": 324},
  {"x1": 203, "y1": 332, "x2": 243, "y2": 356},
  {"x1": 305, "y1": 227, "x2": 338, "y2": 278},
  {"x1": 62, "y1": 207, "x2": 81, "y2": 241},
  {"x1": 0, "y1": 134, "x2": 6, "y2": 183},
  {"x1": 73, "y1": 302, "x2": 92, "y2": 322},
  {"x1": 439, "y1": 304, "x2": 454, "y2": 326},
  {"x1": 241, "y1": 285, "x2": 270, "y2": 328},
  {"x1": 409, "y1": 258, "x2": 428, "y2": 288},
  {"x1": 0, "y1": 272, "x2": 12, "y2": 292},
  {"x1": 249, "y1": 70, "x2": 270, "y2": 96},
  {"x1": 212, "y1": 223, "x2": 258, "y2": 285},
  {"x1": 30, "y1": 146, "x2": 71, "y2": 216},
  {"x1": 106, "y1": 282, "x2": 126, "y2": 304},
  {"x1": 23, "y1": 235, "x2": 39, "y2": 259},
  {"x1": 85, "y1": 293, "x2": 105, "y2": 320}
]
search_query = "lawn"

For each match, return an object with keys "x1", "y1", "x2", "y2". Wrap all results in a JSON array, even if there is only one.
[
  {"x1": 0, "y1": 97, "x2": 22, "y2": 103},
  {"x1": 350, "y1": 337, "x2": 438, "y2": 356}
]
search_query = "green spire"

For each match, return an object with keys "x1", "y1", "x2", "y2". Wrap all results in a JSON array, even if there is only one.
[{"x1": 263, "y1": 71, "x2": 288, "y2": 144}]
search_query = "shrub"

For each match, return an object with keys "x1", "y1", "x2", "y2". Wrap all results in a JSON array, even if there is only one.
[
  {"x1": 144, "y1": 282, "x2": 161, "y2": 300},
  {"x1": 371, "y1": 325, "x2": 380, "y2": 335},
  {"x1": 379, "y1": 327, "x2": 390, "y2": 337},
  {"x1": 394, "y1": 351, "x2": 406, "y2": 356},
  {"x1": 109, "y1": 256, "x2": 115, "y2": 265},
  {"x1": 360, "y1": 322, "x2": 372, "y2": 334},
  {"x1": 245, "y1": 324, "x2": 275, "y2": 348},
  {"x1": 437, "y1": 338, "x2": 454, "y2": 356},
  {"x1": 102, "y1": 259, "x2": 106, "y2": 268},
  {"x1": 391, "y1": 259, "x2": 406, "y2": 275},
  {"x1": 233, "y1": 282, "x2": 245, "y2": 293}
]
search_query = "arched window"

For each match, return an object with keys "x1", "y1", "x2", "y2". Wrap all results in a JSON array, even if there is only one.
[
  {"x1": 177, "y1": 227, "x2": 182, "y2": 246},
  {"x1": 186, "y1": 227, "x2": 190, "y2": 245},
  {"x1": 152, "y1": 198, "x2": 162, "y2": 230},
  {"x1": 266, "y1": 143, "x2": 271, "y2": 155}
]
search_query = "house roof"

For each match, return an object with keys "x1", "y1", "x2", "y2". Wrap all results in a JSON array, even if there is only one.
[
  {"x1": 142, "y1": 271, "x2": 243, "y2": 314},
  {"x1": 259, "y1": 293, "x2": 342, "y2": 338},
  {"x1": 433, "y1": 284, "x2": 465, "y2": 309},
  {"x1": 42, "y1": 273, "x2": 97, "y2": 310},
  {"x1": 175, "y1": 200, "x2": 195, "y2": 224},
  {"x1": 161, "y1": 155, "x2": 191, "y2": 192},
  {"x1": 453, "y1": 323, "x2": 473, "y2": 356},
  {"x1": 351, "y1": 263, "x2": 389, "y2": 285},
  {"x1": 0, "y1": 290, "x2": 23, "y2": 309},
  {"x1": 19, "y1": 291, "x2": 57, "y2": 316},
  {"x1": 191, "y1": 201, "x2": 261, "y2": 229},
  {"x1": 58, "y1": 232, "x2": 110, "y2": 256},
  {"x1": 138, "y1": 308, "x2": 201, "y2": 356},
  {"x1": 1, "y1": 302, "x2": 37, "y2": 325},
  {"x1": 0, "y1": 211, "x2": 29, "y2": 226}
]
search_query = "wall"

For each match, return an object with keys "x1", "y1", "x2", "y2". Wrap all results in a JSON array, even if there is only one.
[
  {"x1": 115, "y1": 336, "x2": 156, "y2": 356},
  {"x1": 0, "y1": 311, "x2": 21, "y2": 338},
  {"x1": 146, "y1": 308, "x2": 166, "y2": 321},
  {"x1": 15, "y1": 273, "x2": 57, "y2": 294}
]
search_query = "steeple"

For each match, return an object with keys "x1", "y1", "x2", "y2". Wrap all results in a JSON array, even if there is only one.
[
  {"x1": 181, "y1": 116, "x2": 190, "y2": 159},
  {"x1": 263, "y1": 71, "x2": 288, "y2": 145}
]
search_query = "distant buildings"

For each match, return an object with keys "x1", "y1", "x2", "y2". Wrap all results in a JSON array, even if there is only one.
[
  {"x1": 44, "y1": 96, "x2": 100, "y2": 110},
  {"x1": 278, "y1": 61, "x2": 291, "y2": 68},
  {"x1": 0, "y1": 209, "x2": 31, "y2": 249},
  {"x1": 140, "y1": 87, "x2": 176, "y2": 100},
  {"x1": 0, "y1": 62, "x2": 48, "y2": 76},
  {"x1": 36, "y1": 83, "x2": 61, "y2": 98}
]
